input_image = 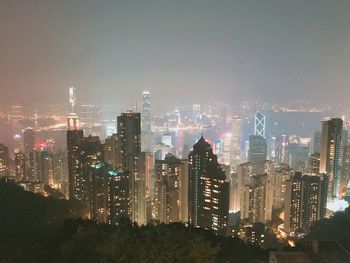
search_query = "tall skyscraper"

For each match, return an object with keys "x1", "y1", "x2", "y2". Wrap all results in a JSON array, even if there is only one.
[
  {"x1": 248, "y1": 135, "x2": 267, "y2": 163},
  {"x1": 320, "y1": 118, "x2": 343, "y2": 198},
  {"x1": 254, "y1": 111, "x2": 266, "y2": 138},
  {"x1": 142, "y1": 91, "x2": 151, "y2": 133},
  {"x1": 14, "y1": 150, "x2": 25, "y2": 181},
  {"x1": 117, "y1": 110, "x2": 143, "y2": 224},
  {"x1": 188, "y1": 136, "x2": 229, "y2": 235},
  {"x1": 141, "y1": 91, "x2": 152, "y2": 152}
]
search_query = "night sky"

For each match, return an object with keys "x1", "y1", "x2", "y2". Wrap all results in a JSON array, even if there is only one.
[{"x1": 1, "y1": 0, "x2": 350, "y2": 110}]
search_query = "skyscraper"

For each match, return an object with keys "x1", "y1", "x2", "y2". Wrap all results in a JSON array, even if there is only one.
[
  {"x1": 248, "y1": 135, "x2": 267, "y2": 163},
  {"x1": 319, "y1": 118, "x2": 343, "y2": 198},
  {"x1": 141, "y1": 91, "x2": 152, "y2": 152},
  {"x1": 254, "y1": 111, "x2": 266, "y2": 138},
  {"x1": 188, "y1": 136, "x2": 229, "y2": 235},
  {"x1": 154, "y1": 154, "x2": 188, "y2": 223},
  {"x1": 117, "y1": 110, "x2": 143, "y2": 224}
]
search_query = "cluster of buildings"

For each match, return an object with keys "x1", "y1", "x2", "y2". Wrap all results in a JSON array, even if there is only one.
[{"x1": 0, "y1": 88, "x2": 349, "y2": 248}]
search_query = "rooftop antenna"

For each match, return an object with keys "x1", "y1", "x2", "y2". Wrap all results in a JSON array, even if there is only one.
[{"x1": 69, "y1": 86, "x2": 76, "y2": 114}]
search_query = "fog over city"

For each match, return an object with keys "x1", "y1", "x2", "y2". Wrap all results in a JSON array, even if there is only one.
[{"x1": 1, "y1": 0, "x2": 350, "y2": 110}]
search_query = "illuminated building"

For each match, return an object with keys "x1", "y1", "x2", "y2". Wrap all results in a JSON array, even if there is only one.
[
  {"x1": 141, "y1": 91, "x2": 153, "y2": 152},
  {"x1": 117, "y1": 110, "x2": 143, "y2": 224},
  {"x1": 67, "y1": 128, "x2": 84, "y2": 199},
  {"x1": 0, "y1": 144, "x2": 10, "y2": 177},
  {"x1": 248, "y1": 135, "x2": 267, "y2": 163},
  {"x1": 14, "y1": 150, "x2": 25, "y2": 181},
  {"x1": 284, "y1": 172, "x2": 303, "y2": 236},
  {"x1": 254, "y1": 111, "x2": 266, "y2": 138},
  {"x1": 74, "y1": 136, "x2": 104, "y2": 204},
  {"x1": 284, "y1": 172, "x2": 327, "y2": 236},
  {"x1": 320, "y1": 118, "x2": 343, "y2": 198},
  {"x1": 341, "y1": 145, "x2": 350, "y2": 195},
  {"x1": 240, "y1": 174, "x2": 273, "y2": 224},
  {"x1": 154, "y1": 154, "x2": 188, "y2": 223},
  {"x1": 301, "y1": 174, "x2": 327, "y2": 232},
  {"x1": 108, "y1": 168, "x2": 130, "y2": 225},
  {"x1": 188, "y1": 136, "x2": 229, "y2": 235},
  {"x1": 273, "y1": 164, "x2": 292, "y2": 209}
]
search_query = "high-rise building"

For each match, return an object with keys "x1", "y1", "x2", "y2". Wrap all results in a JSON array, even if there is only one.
[
  {"x1": 188, "y1": 136, "x2": 229, "y2": 235},
  {"x1": 284, "y1": 172, "x2": 327, "y2": 236},
  {"x1": 248, "y1": 135, "x2": 267, "y2": 163},
  {"x1": 320, "y1": 118, "x2": 343, "y2": 198},
  {"x1": 14, "y1": 150, "x2": 25, "y2": 181},
  {"x1": 154, "y1": 154, "x2": 188, "y2": 223},
  {"x1": 67, "y1": 128, "x2": 84, "y2": 200},
  {"x1": 240, "y1": 174, "x2": 273, "y2": 224},
  {"x1": 0, "y1": 144, "x2": 10, "y2": 177},
  {"x1": 23, "y1": 127, "x2": 35, "y2": 153},
  {"x1": 254, "y1": 111, "x2": 266, "y2": 138},
  {"x1": 283, "y1": 172, "x2": 303, "y2": 236},
  {"x1": 141, "y1": 91, "x2": 153, "y2": 152},
  {"x1": 108, "y1": 167, "x2": 130, "y2": 225},
  {"x1": 142, "y1": 91, "x2": 151, "y2": 133},
  {"x1": 104, "y1": 134, "x2": 121, "y2": 168},
  {"x1": 117, "y1": 110, "x2": 143, "y2": 224}
]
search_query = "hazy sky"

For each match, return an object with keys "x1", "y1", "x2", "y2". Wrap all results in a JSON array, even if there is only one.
[{"x1": 1, "y1": 0, "x2": 350, "y2": 111}]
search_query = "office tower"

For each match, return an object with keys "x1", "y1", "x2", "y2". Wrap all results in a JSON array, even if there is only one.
[
  {"x1": 14, "y1": 150, "x2": 25, "y2": 181},
  {"x1": 139, "y1": 152, "x2": 154, "y2": 223},
  {"x1": 230, "y1": 116, "x2": 242, "y2": 167},
  {"x1": 141, "y1": 91, "x2": 153, "y2": 152},
  {"x1": 283, "y1": 172, "x2": 303, "y2": 236},
  {"x1": 254, "y1": 111, "x2": 265, "y2": 138},
  {"x1": 320, "y1": 118, "x2": 343, "y2": 198},
  {"x1": 311, "y1": 131, "x2": 322, "y2": 154},
  {"x1": 0, "y1": 144, "x2": 10, "y2": 177},
  {"x1": 142, "y1": 91, "x2": 151, "y2": 133},
  {"x1": 154, "y1": 154, "x2": 188, "y2": 223},
  {"x1": 69, "y1": 86, "x2": 77, "y2": 113},
  {"x1": 39, "y1": 151, "x2": 54, "y2": 186},
  {"x1": 23, "y1": 127, "x2": 35, "y2": 153},
  {"x1": 108, "y1": 168, "x2": 130, "y2": 225},
  {"x1": 284, "y1": 172, "x2": 327, "y2": 236},
  {"x1": 240, "y1": 174, "x2": 273, "y2": 224},
  {"x1": 221, "y1": 132, "x2": 232, "y2": 166},
  {"x1": 117, "y1": 110, "x2": 142, "y2": 224},
  {"x1": 248, "y1": 135, "x2": 267, "y2": 163},
  {"x1": 188, "y1": 136, "x2": 229, "y2": 235}
]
